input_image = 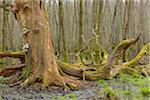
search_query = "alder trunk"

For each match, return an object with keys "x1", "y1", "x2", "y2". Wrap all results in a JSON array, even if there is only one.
[{"x1": 13, "y1": 0, "x2": 65, "y2": 87}]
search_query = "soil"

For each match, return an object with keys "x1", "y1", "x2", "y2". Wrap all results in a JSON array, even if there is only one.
[{"x1": 0, "y1": 77, "x2": 149, "y2": 100}]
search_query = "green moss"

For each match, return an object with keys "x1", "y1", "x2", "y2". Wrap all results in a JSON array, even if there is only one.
[
  {"x1": 140, "y1": 87, "x2": 150, "y2": 96},
  {"x1": 21, "y1": 66, "x2": 31, "y2": 80},
  {"x1": 12, "y1": 51, "x2": 24, "y2": 55},
  {"x1": 119, "y1": 73, "x2": 150, "y2": 86},
  {"x1": 102, "y1": 86, "x2": 118, "y2": 99},
  {"x1": 11, "y1": 59, "x2": 18, "y2": 65},
  {"x1": 79, "y1": 47, "x2": 107, "y2": 65},
  {"x1": 57, "y1": 96, "x2": 66, "y2": 100},
  {"x1": 124, "y1": 43, "x2": 150, "y2": 67},
  {"x1": 0, "y1": 59, "x2": 6, "y2": 68},
  {"x1": 55, "y1": 93, "x2": 76, "y2": 100},
  {"x1": 97, "y1": 79, "x2": 109, "y2": 87},
  {"x1": 123, "y1": 90, "x2": 132, "y2": 95},
  {"x1": 66, "y1": 93, "x2": 76, "y2": 100}
]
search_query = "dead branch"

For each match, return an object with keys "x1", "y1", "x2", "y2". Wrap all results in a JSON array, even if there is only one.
[
  {"x1": 107, "y1": 34, "x2": 140, "y2": 65},
  {"x1": 123, "y1": 42, "x2": 150, "y2": 67}
]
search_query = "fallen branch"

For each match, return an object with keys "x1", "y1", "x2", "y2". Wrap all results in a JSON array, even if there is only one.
[
  {"x1": 107, "y1": 34, "x2": 140, "y2": 65},
  {"x1": 58, "y1": 61, "x2": 109, "y2": 80},
  {"x1": 123, "y1": 43, "x2": 150, "y2": 67}
]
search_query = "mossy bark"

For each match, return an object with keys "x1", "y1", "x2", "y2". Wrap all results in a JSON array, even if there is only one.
[{"x1": 123, "y1": 43, "x2": 150, "y2": 67}]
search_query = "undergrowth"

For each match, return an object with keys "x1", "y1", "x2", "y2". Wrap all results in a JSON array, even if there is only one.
[{"x1": 97, "y1": 73, "x2": 150, "y2": 99}]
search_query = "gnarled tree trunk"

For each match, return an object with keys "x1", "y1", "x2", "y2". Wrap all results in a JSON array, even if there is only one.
[{"x1": 13, "y1": 0, "x2": 75, "y2": 88}]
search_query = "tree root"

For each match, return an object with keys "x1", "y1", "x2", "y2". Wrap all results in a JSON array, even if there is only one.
[
  {"x1": 20, "y1": 67, "x2": 41, "y2": 88},
  {"x1": 0, "y1": 36, "x2": 149, "y2": 90},
  {"x1": 0, "y1": 64, "x2": 25, "y2": 77},
  {"x1": 8, "y1": 71, "x2": 21, "y2": 84},
  {"x1": 0, "y1": 51, "x2": 25, "y2": 63}
]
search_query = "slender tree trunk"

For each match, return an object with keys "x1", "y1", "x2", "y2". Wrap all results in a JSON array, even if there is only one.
[
  {"x1": 92, "y1": 0, "x2": 103, "y2": 35},
  {"x1": 122, "y1": 0, "x2": 132, "y2": 62},
  {"x1": 2, "y1": 1, "x2": 10, "y2": 66},
  {"x1": 58, "y1": 0, "x2": 68, "y2": 62},
  {"x1": 78, "y1": 0, "x2": 83, "y2": 50}
]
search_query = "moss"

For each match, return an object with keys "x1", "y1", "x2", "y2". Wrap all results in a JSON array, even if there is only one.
[
  {"x1": 123, "y1": 43, "x2": 150, "y2": 67},
  {"x1": 102, "y1": 86, "x2": 118, "y2": 99},
  {"x1": 21, "y1": 66, "x2": 31, "y2": 80},
  {"x1": 12, "y1": 51, "x2": 24, "y2": 55},
  {"x1": 66, "y1": 93, "x2": 76, "y2": 100},
  {"x1": 97, "y1": 79, "x2": 109, "y2": 87},
  {"x1": 57, "y1": 96, "x2": 66, "y2": 100},
  {"x1": 0, "y1": 59, "x2": 6, "y2": 68},
  {"x1": 123, "y1": 90, "x2": 132, "y2": 95},
  {"x1": 140, "y1": 87, "x2": 150, "y2": 96},
  {"x1": 79, "y1": 46, "x2": 107, "y2": 65}
]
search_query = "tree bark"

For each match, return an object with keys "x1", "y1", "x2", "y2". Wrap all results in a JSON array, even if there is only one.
[
  {"x1": 78, "y1": 0, "x2": 83, "y2": 50},
  {"x1": 58, "y1": 0, "x2": 68, "y2": 62},
  {"x1": 12, "y1": 0, "x2": 73, "y2": 88}
]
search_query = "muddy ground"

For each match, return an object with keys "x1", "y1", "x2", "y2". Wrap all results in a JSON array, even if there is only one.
[{"x1": 0, "y1": 75, "x2": 150, "y2": 100}]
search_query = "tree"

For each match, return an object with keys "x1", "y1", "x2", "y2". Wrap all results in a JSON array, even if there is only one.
[
  {"x1": 58, "y1": 0, "x2": 68, "y2": 62},
  {"x1": 78, "y1": 0, "x2": 83, "y2": 50},
  {"x1": 92, "y1": 0, "x2": 103, "y2": 35},
  {"x1": 9, "y1": 0, "x2": 81, "y2": 88},
  {"x1": 0, "y1": 0, "x2": 149, "y2": 90}
]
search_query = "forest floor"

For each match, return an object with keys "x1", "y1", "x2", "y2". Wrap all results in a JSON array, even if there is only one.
[{"x1": 0, "y1": 74, "x2": 150, "y2": 100}]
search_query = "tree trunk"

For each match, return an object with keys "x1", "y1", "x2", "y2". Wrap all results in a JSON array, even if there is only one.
[
  {"x1": 58, "y1": 0, "x2": 68, "y2": 62},
  {"x1": 13, "y1": 0, "x2": 70, "y2": 87},
  {"x1": 78, "y1": 0, "x2": 83, "y2": 50}
]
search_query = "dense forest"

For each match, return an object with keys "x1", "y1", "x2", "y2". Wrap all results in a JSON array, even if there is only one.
[{"x1": 0, "y1": 0, "x2": 149, "y2": 99}]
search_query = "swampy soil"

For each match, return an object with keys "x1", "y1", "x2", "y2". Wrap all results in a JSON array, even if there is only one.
[{"x1": 0, "y1": 76, "x2": 150, "y2": 100}]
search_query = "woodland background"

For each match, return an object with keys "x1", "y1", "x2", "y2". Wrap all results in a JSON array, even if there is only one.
[{"x1": 0, "y1": 0, "x2": 149, "y2": 67}]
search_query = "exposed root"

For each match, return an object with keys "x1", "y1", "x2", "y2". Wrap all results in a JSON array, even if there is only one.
[
  {"x1": 0, "y1": 51, "x2": 25, "y2": 63},
  {"x1": 63, "y1": 76, "x2": 85, "y2": 90},
  {"x1": 58, "y1": 61, "x2": 107, "y2": 80},
  {"x1": 20, "y1": 67, "x2": 41, "y2": 88},
  {"x1": 0, "y1": 64, "x2": 25, "y2": 77},
  {"x1": 20, "y1": 74, "x2": 38, "y2": 88},
  {"x1": 58, "y1": 61, "x2": 96, "y2": 78},
  {"x1": 59, "y1": 67, "x2": 80, "y2": 80},
  {"x1": 8, "y1": 71, "x2": 21, "y2": 83}
]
